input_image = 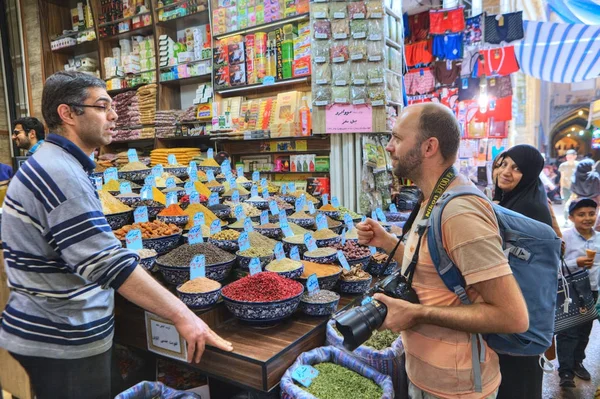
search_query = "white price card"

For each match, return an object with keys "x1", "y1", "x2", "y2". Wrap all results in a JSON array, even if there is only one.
[{"x1": 145, "y1": 312, "x2": 187, "y2": 362}]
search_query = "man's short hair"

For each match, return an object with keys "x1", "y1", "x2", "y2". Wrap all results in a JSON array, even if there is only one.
[
  {"x1": 13, "y1": 117, "x2": 45, "y2": 141},
  {"x1": 417, "y1": 103, "x2": 461, "y2": 161},
  {"x1": 41, "y1": 71, "x2": 106, "y2": 131}
]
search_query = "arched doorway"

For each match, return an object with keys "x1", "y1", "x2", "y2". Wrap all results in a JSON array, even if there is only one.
[{"x1": 550, "y1": 107, "x2": 591, "y2": 158}]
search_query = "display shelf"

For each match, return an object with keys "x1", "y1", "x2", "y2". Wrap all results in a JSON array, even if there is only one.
[
  {"x1": 179, "y1": 117, "x2": 212, "y2": 124},
  {"x1": 243, "y1": 150, "x2": 330, "y2": 156},
  {"x1": 51, "y1": 40, "x2": 98, "y2": 55},
  {"x1": 107, "y1": 84, "x2": 148, "y2": 96},
  {"x1": 213, "y1": 13, "x2": 310, "y2": 40},
  {"x1": 98, "y1": 12, "x2": 153, "y2": 28},
  {"x1": 154, "y1": 0, "x2": 190, "y2": 11},
  {"x1": 159, "y1": 57, "x2": 211, "y2": 70},
  {"x1": 155, "y1": 10, "x2": 210, "y2": 31},
  {"x1": 215, "y1": 77, "x2": 310, "y2": 95},
  {"x1": 213, "y1": 135, "x2": 328, "y2": 142},
  {"x1": 52, "y1": 27, "x2": 96, "y2": 40},
  {"x1": 160, "y1": 73, "x2": 211, "y2": 86},
  {"x1": 109, "y1": 137, "x2": 156, "y2": 144},
  {"x1": 99, "y1": 25, "x2": 155, "y2": 42},
  {"x1": 385, "y1": 37, "x2": 402, "y2": 51},
  {"x1": 157, "y1": 135, "x2": 212, "y2": 141},
  {"x1": 384, "y1": 6, "x2": 402, "y2": 21}
]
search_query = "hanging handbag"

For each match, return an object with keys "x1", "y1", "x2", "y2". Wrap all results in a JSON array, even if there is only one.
[{"x1": 554, "y1": 258, "x2": 599, "y2": 333}]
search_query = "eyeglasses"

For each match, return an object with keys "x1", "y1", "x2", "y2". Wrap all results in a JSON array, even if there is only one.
[
  {"x1": 12, "y1": 129, "x2": 25, "y2": 136},
  {"x1": 67, "y1": 103, "x2": 115, "y2": 114}
]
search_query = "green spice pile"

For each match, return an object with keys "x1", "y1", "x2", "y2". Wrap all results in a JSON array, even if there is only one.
[
  {"x1": 289, "y1": 222, "x2": 310, "y2": 236},
  {"x1": 302, "y1": 363, "x2": 383, "y2": 399},
  {"x1": 301, "y1": 290, "x2": 339, "y2": 304},
  {"x1": 157, "y1": 243, "x2": 235, "y2": 267},
  {"x1": 238, "y1": 247, "x2": 273, "y2": 258},
  {"x1": 228, "y1": 219, "x2": 258, "y2": 229},
  {"x1": 338, "y1": 206, "x2": 361, "y2": 219},
  {"x1": 265, "y1": 258, "x2": 303, "y2": 272},
  {"x1": 313, "y1": 229, "x2": 339, "y2": 240},
  {"x1": 333, "y1": 326, "x2": 399, "y2": 351}
]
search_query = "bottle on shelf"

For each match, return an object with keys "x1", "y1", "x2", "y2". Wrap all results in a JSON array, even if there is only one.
[{"x1": 299, "y1": 96, "x2": 311, "y2": 136}]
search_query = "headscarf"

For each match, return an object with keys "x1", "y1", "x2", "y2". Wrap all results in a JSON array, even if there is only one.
[
  {"x1": 493, "y1": 144, "x2": 553, "y2": 226},
  {"x1": 571, "y1": 158, "x2": 600, "y2": 198}
]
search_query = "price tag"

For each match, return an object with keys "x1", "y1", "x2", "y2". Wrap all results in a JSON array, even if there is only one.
[
  {"x1": 190, "y1": 254, "x2": 206, "y2": 279},
  {"x1": 221, "y1": 159, "x2": 231, "y2": 175},
  {"x1": 229, "y1": 177, "x2": 238, "y2": 189},
  {"x1": 371, "y1": 210, "x2": 378, "y2": 222},
  {"x1": 308, "y1": 201, "x2": 316, "y2": 214},
  {"x1": 295, "y1": 197, "x2": 304, "y2": 212},
  {"x1": 236, "y1": 166, "x2": 244, "y2": 177},
  {"x1": 269, "y1": 200, "x2": 279, "y2": 216},
  {"x1": 225, "y1": 170, "x2": 233, "y2": 182},
  {"x1": 166, "y1": 177, "x2": 176, "y2": 189},
  {"x1": 152, "y1": 164, "x2": 164, "y2": 177},
  {"x1": 120, "y1": 182, "x2": 132, "y2": 194},
  {"x1": 281, "y1": 218, "x2": 294, "y2": 238},
  {"x1": 167, "y1": 154, "x2": 177, "y2": 165},
  {"x1": 316, "y1": 213, "x2": 328, "y2": 231},
  {"x1": 304, "y1": 233, "x2": 318, "y2": 252},
  {"x1": 166, "y1": 192, "x2": 178, "y2": 206},
  {"x1": 232, "y1": 190, "x2": 240, "y2": 204},
  {"x1": 244, "y1": 217, "x2": 254, "y2": 233},
  {"x1": 376, "y1": 207, "x2": 387, "y2": 222},
  {"x1": 210, "y1": 219, "x2": 222, "y2": 235},
  {"x1": 189, "y1": 191, "x2": 200, "y2": 204},
  {"x1": 194, "y1": 212, "x2": 205, "y2": 226},
  {"x1": 145, "y1": 312, "x2": 187, "y2": 361},
  {"x1": 206, "y1": 169, "x2": 216, "y2": 181},
  {"x1": 188, "y1": 161, "x2": 197, "y2": 175},
  {"x1": 127, "y1": 148, "x2": 139, "y2": 162},
  {"x1": 278, "y1": 210, "x2": 288, "y2": 224},
  {"x1": 90, "y1": 152, "x2": 95, "y2": 162},
  {"x1": 235, "y1": 204, "x2": 245, "y2": 221},
  {"x1": 251, "y1": 185, "x2": 259, "y2": 198},
  {"x1": 93, "y1": 176, "x2": 102, "y2": 191},
  {"x1": 322, "y1": 194, "x2": 329, "y2": 205},
  {"x1": 207, "y1": 148, "x2": 214, "y2": 159},
  {"x1": 337, "y1": 250, "x2": 351, "y2": 271},
  {"x1": 189, "y1": 168, "x2": 198, "y2": 182},
  {"x1": 104, "y1": 167, "x2": 118, "y2": 183},
  {"x1": 281, "y1": 184, "x2": 288, "y2": 195},
  {"x1": 134, "y1": 207, "x2": 149, "y2": 224},
  {"x1": 306, "y1": 273, "x2": 320, "y2": 296},
  {"x1": 274, "y1": 242, "x2": 285, "y2": 260},
  {"x1": 289, "y1": 183, "x2": 296, "y2": 193},
  {"x1": 260, "y1": 210, "x2": 269, "y2": 225},
  {"x1": 370, "y1": 246, "x2": 377, "y2": 255},
  {"x1": 290, "y1": 246, "x2": 300, "y2": 261},
  {"x1": 361, "y1": 296, "x2": 373, "y2": 305},
  {"x1": 262, "y1": 188, "x2": 269, "y2": 199},
  {"x1": 341, "y1": 228, "x2": 347, "y2": 245},
  {"x1": 125, "y1": 229, "x2": 143, "y2": 250},
  {"x1": 208, "y1": 192, "x2": 219, "y2": 206},
  {"x1": 389, "y1": 203, "x2": 398, "y2": 213},
  {"x1": 344, "y1": 214, "x2": 354, "y2": 230},
  {"x1": 260, "y1": 178, "x2": 268, "y2": 188},
  {"x1": 184, "y1": 182, "x2": 195, "y2": 195},
  {"x1": 249, "y1": 258, "x2": 262, "y2": 275},
  {"x1": 140, "y1": 185, "x2": 153, "y2": 200},
  {"x1": 145, "y1": 176, "x2": 156, "y2": 187},
  {"x1": 262, "y1": 76, "x2": 275, "y2": 85},
  {"x1": 188, "y1": 226, "x2": 204, "y2": 244},
  {"x1": 362, "y1": 215, "x2": 367, "y2": 223},
  {"x1": 252, "y1": 171, "x2": 260, "y2": 182},
  {"x1": 238, "y1": 232, "x2": 250, "y2": 251},
  {"x1": 331, "y1": 196, "x2": 340, "y2": 208}
]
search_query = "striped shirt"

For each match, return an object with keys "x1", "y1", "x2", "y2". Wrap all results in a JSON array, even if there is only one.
[{"x1": 0, "y1": 134, "x2": 138, "y2": 359}]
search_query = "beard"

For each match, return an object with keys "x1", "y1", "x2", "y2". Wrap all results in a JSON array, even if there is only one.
[
  {"x1": 393, "y1": 142, "x2": 423, "y2": 181},
  {"x1": 79, "y1": 122, "x2": 112, "y2": 149}
]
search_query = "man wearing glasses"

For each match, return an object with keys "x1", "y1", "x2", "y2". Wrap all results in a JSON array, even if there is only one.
[
  {"x1": 0, "y1": 71, "x2": 233, "y2": 398},
  {"x1": 11, "y1": 116, "x2": 45, "y2": 156}
]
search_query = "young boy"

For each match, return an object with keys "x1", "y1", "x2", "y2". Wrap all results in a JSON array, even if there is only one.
[{"x1": 558, "y1": 198, "x2": 600, "y2": 388}]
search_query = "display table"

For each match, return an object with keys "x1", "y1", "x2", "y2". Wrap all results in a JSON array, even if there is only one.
[{"x1": 114, "y1": 284, "x2": 363, "y2": 393}]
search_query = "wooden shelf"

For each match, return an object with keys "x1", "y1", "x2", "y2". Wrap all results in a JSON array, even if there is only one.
[
  {"x1": 159, "y1": 58, "x2": 211, "y2": 70},
  {"x1": 157, "y1": 135, "x2": 212, "y2": 141},
  {"x1": 215, "y1": 135, "x2": 329, "y2": 142},
  {"x1": 213, "y1": 13, "x2": 310, "y2": 40},
  {"x1": 98, "y1": 12, "x2": 152, "y2": 28},
  {"x1": 107, "y1": 84, "x2": 150, "y2": 96},
  {"x1": 109, "y1": 138, "x2": 156, "y2": 144},
  {"x1": 51, "y1": 40, "x2": 98, "y2": 55},
  {"x1": 160, "y1": 73, "x2": 211, "y2": 86},
  {"x1": 384, "y1": 6, "x2": 403, "y2": 21},
  {"x1": 215, "y1": 77, "x2": 310, "y2": 96},
  {"x1": 99, "y1": 24, "x2": 154, "y2": 42},
  {"x1": 385, "y1": 37, "x2": 403, "y2": 51},
  {"x1": 156, "y1": 10, "x2": 210, "y2": 31}
]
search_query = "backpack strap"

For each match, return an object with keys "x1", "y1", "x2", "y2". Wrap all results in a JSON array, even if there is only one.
[{"x1": 426, "y1": 185, "x2": 490, "y2": 393}]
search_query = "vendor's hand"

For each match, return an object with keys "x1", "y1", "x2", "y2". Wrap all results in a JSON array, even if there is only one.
[
  {"x1": 373, "y1": 293, "x2": 421, "y2": 333},
  {"x1": 174, "y1": 309, "x2": 233, "y2": 363},
  {"x1": 576, "y1": 256, "x2": 594, "y2": 269},
  {"x1": 356, "y1": 218, "x2": 397, "y2": 251}
]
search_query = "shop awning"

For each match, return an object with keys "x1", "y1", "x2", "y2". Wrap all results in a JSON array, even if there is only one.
[
  {"x1": 547, "y1": 0, "x2": 600, "y2": 26},
  {"x1": 515, "y1": 20, "x2": 600, "y2": 83}
]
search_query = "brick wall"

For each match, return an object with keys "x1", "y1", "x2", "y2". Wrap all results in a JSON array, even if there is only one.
[{"x1": 22, "y1": 0, "x2": 44, "y2": 118}]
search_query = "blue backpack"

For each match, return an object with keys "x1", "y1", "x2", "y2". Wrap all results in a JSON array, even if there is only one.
[{"x1": 426, "y1": 186, "x2": 561, "y2": 392}]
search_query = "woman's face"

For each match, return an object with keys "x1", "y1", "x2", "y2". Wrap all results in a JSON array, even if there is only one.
[{"x1": 497, "y1": 156, "x2": 523, "y2": 193}]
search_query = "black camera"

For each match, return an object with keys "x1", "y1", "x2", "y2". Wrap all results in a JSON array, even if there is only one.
[{"x1": 335, "y1": 270, "x2": 419, "y2": 351}]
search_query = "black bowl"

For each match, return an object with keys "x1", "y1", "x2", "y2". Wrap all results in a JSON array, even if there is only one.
[
  {"x1": 221, "y1": 289, "x2": 303, "y2": 324},
  {"x1": 176, "y1": 285, "x2": 221, "y2": 309},
  {"x1": 105, "y1": 210, "x2": 133, "y2": 230}
]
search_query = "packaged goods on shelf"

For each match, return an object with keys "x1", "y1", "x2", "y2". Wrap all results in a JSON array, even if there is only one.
[
  {"x1": 157, "y1": 0, "x2": 208, "y2": 22},
  {"x1": 113, "y1": 91, "x2": 141, "y2": 128},
  {"x1": 97, "y1": 2, "x2": 152, "y2": 38},
  {"x1": 137, "y1": 84, "x2": 157, "y2": 125},
  {"x1": 150, "y1": 148, "x2": 202, "y2": 166}
]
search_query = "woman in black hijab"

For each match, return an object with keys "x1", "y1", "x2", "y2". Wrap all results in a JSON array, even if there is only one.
[
  {"x1": 571, "y1": 158, "x2": 600, "y2": 203},
  {"x1": 493, "y1": 144, "x2": 553, "y2": 226}
]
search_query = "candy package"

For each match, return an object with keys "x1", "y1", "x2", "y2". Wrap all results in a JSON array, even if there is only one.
[
  {"x1": 368, "y1": 84, "x2": 386, "y2": 106},
  {"x1": 367, "y1": 40, "x2": 384, "y2": 61},
  {"x1": 368, "y1": 63, "x2": 384, "y2": 84},
  {"x1": 311, "y1": 3, "x2": 328, "y2": 18}
]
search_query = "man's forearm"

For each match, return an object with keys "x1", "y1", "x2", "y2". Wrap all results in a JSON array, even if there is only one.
[{"x1": 382, "y1": 234, "x2": 404, "y2": 265}]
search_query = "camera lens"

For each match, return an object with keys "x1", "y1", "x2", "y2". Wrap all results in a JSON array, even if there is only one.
[{"x1": 335, "y1": 300, "x2": 388, "y2": 351}]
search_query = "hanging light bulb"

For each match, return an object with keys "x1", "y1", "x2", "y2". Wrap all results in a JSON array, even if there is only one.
[
  {"x1": 579, "y1": 130, "x2": 584, "y2": 136},
  {"x1": 478, "y1": 93, "x2": 489, "y2": 113}
]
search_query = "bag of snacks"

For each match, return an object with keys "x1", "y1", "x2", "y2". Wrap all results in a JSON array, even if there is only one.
[
  {"x1": 280, "y1": 345, "x2": 394, "y2": 399},
  {"x1": 325, "y1": 320, "x2": 405, "y2": 397}
]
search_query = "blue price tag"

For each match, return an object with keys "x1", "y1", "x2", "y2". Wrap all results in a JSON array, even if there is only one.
[
  {"x1": 166, "y1": 192, "x2": 178, "y2": 206},
  {"x1": 127, "y1": 148, "x2": 138, "y2": 162},
  {"x1": 252, "y1": 171, "x2": 260, "y2": 182},
  {"x1": 344, "y1": 214, "x2": 354, "y2": 230},
  {"x1": 168, "y1": 154, "x2": 177, "y2": 165},
  {"x1": 140, "y1": 186, "x2": 153, "y2": 200},
  {"x1": 244, "y1": 217, "x2": 254, "y2": 233},
  {"x1": 269, "y1": 200, "x2": 279, "y2": 216},
  {"x1": 221, "y1": 159, "x2": 231, "y2": 175},
  {"x1": 232, "y1": 190, "x2": 240, "y2": 204},
  {"x1": 103, "y1": 167, "x2": 118, "y2": 183},
  {"x1": 152, "y1": 164, "x2": 164, "y2": 177},
  {"x1": 251, "y1": 185, "x2": 259, "y2": 198},
  {"x1": 238, "y1": 232, "x2": 250, "y2": 251},
  {"x1": 361, "y1": 215, "x2": 367, "y2": 223},
  {"x1": 93, "y1": 176, "x2": 102, "y2": 191},
  {"x1": 260, "y1": 178, "x2": 268, "y2": 188},
  {"x1": 281, "y1": 218, "x2": 293, "y2": 238},
  {"x1": 229, "y1": 177, "x2": 238, "y2": 189},
  {"x1": 281, "y1": 184, "x2": 288, "y2": 195},
  {"x1": 316, "y1": 213, "x2": 328, "y2": 231},
  {"x1": 361, "y1": 296, "x2": 373, "y2": 305},
  {"x1": 376, "y1": 207, "x2": 387, "y2": 222},
  {"x1": 249, "y1": 258, "x2": 262, "y2": 275},
  {"x1": 166, "y1": 177, "x2": 176, "y2": 189},
  {"x1": 290, "y1": 246, "x2": 301, "y2": 261},
  {"x1": 225, "y1": 170, "x2": 233, "y2": 182},
  {"x1": 260, "y1": 210, "x2": 269, "y2": 226},
  {"x1": 236, "y1": 166, "x2": 244, "y2": 177},
  {"x1": 206, "y1": 169, "x2": 215, "y2": 181},
  {"x1": 208, "y1": 192, "x2": 219, "y2": 206},
  {"x1": 194, "y1": 212, "x2": 205, "y2": 226},
  {"x1": 189, "y1": 191, "x2": 200, "y2": 204},
  {"x1": 188, "y1": 226, "x2": 204, "y2": 244},
  {"x1": 278, "y1": 210, "x2": 288, "y2": 225},
  {"x1": 145, "y1": 176, "x2": 156, "y2": 187},
  {"x1": 337, "y1": 250, "x2": 351, "y2": 271},
  {"x1": 210, "y1": 219, "x2": 222, "y2": 235},
  {"x1": 189, "y1": 168, "x2": 198, "y2": 182},
  {"x1": 306, "y1": 274, "x2": 320, "y2": 296},
  {"x1": 322, "y1": 194, "x2": 329, "y2": 205},
  {"x1": 188, "y1": 161, "x2": 197, "y2": 174},
  {"x1": 274, "y1": 242, "x2": 285, "y2": 260},
  {"x1": 371, "y1": 210, "x2": 378, "y2": 222},
  {"x1": 262, "y1": 76, "x2": 276, "y2": 86},
  {"x1": 120, "y1": 182, "x2": 132, "y2": 194},
  {"x1": 90, "y1": 152, "x2": 95, "y2": 162},
  {"x1": 262, "y1": 188, "x2": 269, "y2": 199},
  {"x1": 331, "y1": 196, "x2": 340, "y2": 208},
  {"x1": 370, "y1": 246, "x2": 377, "y2": 255},
  {"x1": 295, "y1": 198, "x2": 304, "y2": 212},
  {"x1": 389, "y1": 203, "x2": 398, "y2": 213},
  {"x1": 289, "y1": 183, "x2": 296, "y2": 193},
  {"x1": 134, "y1": 206, "x2": 149, "y2": 223},
  {"x1": 341, "y1": 228, "x2": 347, "y2": 245},
  {"x1": 207, "y1": 148, "x2": 214, "y2": 159},
  {"x1": 308, "y1": 202, "x2": 316, "y2": 214},
  {"x1": 190, "y1": 255, "x2": 206, "y2": 279},
  {"x1": 184, "y1": 182, "x2": 195, "y2": 195},
  {"x1": 304, "y1": 233, "x2": 317, "y2": 252},
  {"x1": 235, "y1": 204, "x2": 245, "y2": 221},
  {"x1": 125, "y1": 229, "x2": 143, "y2": 250}
]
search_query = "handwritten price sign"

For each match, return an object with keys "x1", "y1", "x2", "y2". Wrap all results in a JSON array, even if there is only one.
[{"x1": 325, "y1": 104, "x2": 373, "y2": 133}]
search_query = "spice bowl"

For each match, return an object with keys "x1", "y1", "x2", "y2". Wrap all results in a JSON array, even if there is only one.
[
  {"x1": 156, "y1": 215, "x2": 189, "y2": 228},
  {"x1": 367, "y1": 253, "x2": 398, "y2": 276},
  {"x1": 222, "y1": 194, "x2": 250, "y2": 202},
  {"x1": 245, "y1": 199, "x2": 269, "y2": 210},
  {"x1": 298, "y1": 270, "x2": 342, "y2": 291},
  {"x1": 254, "y1": 226, "x2": 282, "y2": 239},
  {"x1": 282, "y1": 238, "x2": 307, "y2": 256},
  {"x1": 288, "y1": 217, "x2": 315, "y2": 229},
  {"x1": 299, "y1": 292, "x2": 340, "y2": 317},
  {"x1": 90, "y1": 171, "x2": 103, "y2": 180},
  {"x1": 227, "y1": 221, "x2": 258, "y2": 232},
  {"x1": 315, "y1": 236, "x2": 342, "y2": 248},
  {"x1": 164, "y1": 166, "x2": 187, "y2": 178},
  {"x1": 317, "y1": 210, "x2": 340, "y2": 220},
  {"x1": 239, "y1": 182, "x2": 253, "y2": 190},
  {"x1": 347, "y1": 254, "x2": 372, "y2": 269},
  {"x1": 208, "y1": 185, "x2": 225, "y2": 194},
  {"x1": 116, "y1": 195, "x2": 142, "y2": 207},
  {"x1": 384, "y1": 211, "x2": 410, "y2": 222},
  {"x1": 140, "y1": 232, "x2": 182, "y2": 255},
  {"x1": 236, "y1": 252, "x2": 275, "y2": 271},
  {"x1": 106, "y1": 210, "x2": 133, "y2": 230},
  {"x1": 279, "y1": 195, "x2": 297, "y2": 205},
  {"x1": 208, "y1": 206, "x2": 231, "y2": 219},
  {"x1": 198, "y1": 165, "x2": 220, "y2": 173},
  {"x1": 118, "y1": 169, "x2": 152, "y2": 182},
  {"x1": 303, "y1": 251, "x2": 338, "y2": 265},
  {"x1": 176, "y1": 285, "x2": 221, "y2": 309},
  {"x1": 337, "y1": 275, "x2": 373, "y2": 295},
  {"x1": 207, "y1": 237, "x2": 239, "y2": 253},
  {"x1": 157, "y1": 258, "x2": 235, "y2": 285},
  {"x1": 161, "y1": 188, "x2": 187, "y2": 200},
  {"x1": 139, "y1": 255, "x2": 157, "y2": 272},
  {"x1": 221, "y1": 290, "x2": 304, "y2": 324},
  {"x1": 267, "y1": 264, "x2": 304, "y2": 280}
]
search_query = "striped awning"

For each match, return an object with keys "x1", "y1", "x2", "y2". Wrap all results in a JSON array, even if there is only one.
[{"x1": 515, "y1": 20, "x2": 600, "y2": 83}]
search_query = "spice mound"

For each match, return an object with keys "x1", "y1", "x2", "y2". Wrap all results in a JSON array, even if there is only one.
[
  {"x1": 158, "y1": 204, "x2": 186, "y2": 217},
  {"x1": 265, "y1": 258, "x2": 303, "y2": 272},
  {"x1": 201, "y1": 158, "x2": 220, "y2": 167},
  {"x1": 223, "y1": 186, "x2": 250, "y2": 196},
  {"x1": 305, "y1": 248, "x2": 336, "y2": 258},
  {"x1": 212, "y1": 230, "x2": 240, "y2": 241},
  {"x1": 341, "y1": 266, "x2": 371, "y2": 282},
  {"x1": 326, "y1": 216, "x2": 342, "y2": 228},
  {"x1": 300, "y1": 261, "x2": 341, "y2": 278},
  {"x1": 301, "y1": 290, "x2": 339, "y2": 304},
  {"x1": 205, "y1": 180, "x2": 223, "y2": 188},
  {"x1": 224, "y1": 201, "x2": 260, "y2": 217},
  {"x1": 313, "y1": 229, "x2": 338, "y2": 240},
  {"x1": 114, "y1": 221, "x2": 181, "y2": 240},
  {"x1": 119, "y1": 161, "x2": 150, "y2": 171},
  {"x1": 238, "y1": 247, "x2": 273, "y2": 258},
  {"x1": 319, "y1": 204, "x2": 338, "y2": 211},
  {"x1": 302, "y1": 362, "x2": 383, "y2": 399},
  {"x1": 289, "y1": 211, "x2": 315, "y2": 220},
  {"x1": 183, "y1": 203, "x2": 222, "y2": 230},
  {"x1": 258, "y1": 222, "x2": 280, "y2": 229},
  {"x1": 98, "y1": 191, "x2": 132, "y2": 214},
  {"x1": 137, "y1": 200, "x2": 165, "y2": 208},
  {"x1": 332, "y1": 241, "x2": 371, "y2": 260},
  {"x1": 228, "y1": 219, "x2": 257, "y2": 229},
  {"x1": 334, "y1": 325, "x2": 400, "y2": 351},
  {"x1": 158, "y1": 243, "x2": 235, "y2": 267},
  {"x1": 249, "y1": 231, "x2": 278, "y2": 250},
  {"x1": 137, "y1": 248, "x2": 157, "y2": 259},
  {"x1": 222, "y1": 272, "x2": 304, "y2": 302},
  {"x1": 179, "y1": 277, "x2": 221, "y2": 293},
  {"x1": 283, "y1": 235, "x2": 305, "y2": 245},
  {"x1": 101, "y1": 179, "x2": 121, "y2": 192},
  {"x1": 338, "y1": 206, "x2": 361, "y2": 219}
]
